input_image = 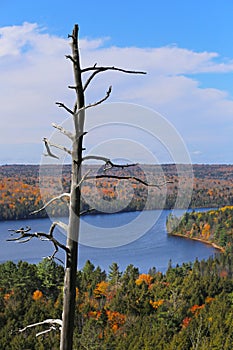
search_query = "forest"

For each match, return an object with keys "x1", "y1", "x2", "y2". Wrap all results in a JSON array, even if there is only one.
[
  {"x1": 1, "y1": 163, "x2": 233, "y2": 349},
  {"x1": 1, "y1": 163, "x2": 233, "y2": 220},
  {"x1": 167, "y1": 206, "x2": 233, "y2": 253},
  {"x1": 0, "y1": 252, "x2": 233, "y2": 350}
]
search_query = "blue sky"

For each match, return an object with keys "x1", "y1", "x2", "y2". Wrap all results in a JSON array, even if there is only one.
[{"x1": 1, "y1": 0, "x2": 233, "y2": 164}]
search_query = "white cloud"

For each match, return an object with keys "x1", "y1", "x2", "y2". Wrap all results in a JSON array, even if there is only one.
[
  {"x1": 1, "y1": 22, "x2": 233, "y2": 163},
  {"x1": 0, "y1": 22, "x2": 38, "y2": 57}
]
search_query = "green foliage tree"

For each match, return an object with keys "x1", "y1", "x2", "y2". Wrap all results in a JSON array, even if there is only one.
[
  {"x1": 108, "y1": 262, "x2": 122, "y2": 285},
  {"x1": 36, "y1": 258, "x2": 64, "y2": 298}
]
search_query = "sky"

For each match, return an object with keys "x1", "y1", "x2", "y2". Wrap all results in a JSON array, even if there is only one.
[{"x1": 1, "y1": 0, "x2": 233, "y2": 164}]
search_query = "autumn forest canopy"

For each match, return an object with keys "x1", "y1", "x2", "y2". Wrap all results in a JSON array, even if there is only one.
[
  {"x1": 1, "y1": 163, "x2": 233, "y2": 349},
  {"x1": 0, "y1": 253, "x2": 233, "y2": 349},
  {"x1": 1, "y1": 163, "x2": 233, "y2": 221}
]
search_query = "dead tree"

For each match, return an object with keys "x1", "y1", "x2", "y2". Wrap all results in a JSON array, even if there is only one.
[
  {"x1": 59, "y1": 25, "x2": 146, "y2": 350},
  {"x1": 8, "y1": 24, "x2": 147, "y2": 350}
]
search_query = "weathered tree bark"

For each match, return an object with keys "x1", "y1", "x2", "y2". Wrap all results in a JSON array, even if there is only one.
[
  {"x1": 59, "y1": 24, "x2": 148, "y2": 349},
  {"x1": 60, "y1": 24, "x2": 85, "y2": 350}
]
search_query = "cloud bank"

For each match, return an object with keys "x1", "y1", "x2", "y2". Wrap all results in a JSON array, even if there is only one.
[{"x1": 1, "y1": 22, "x2": 233, "y2": 163}]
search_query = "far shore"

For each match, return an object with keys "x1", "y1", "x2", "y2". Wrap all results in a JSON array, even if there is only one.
[
  {"x1": 0, "y1": 206, "x2": 219, "y2": 223},
  {"x1": 170, "y1": 232, "x2": 225, "y2": 253}
]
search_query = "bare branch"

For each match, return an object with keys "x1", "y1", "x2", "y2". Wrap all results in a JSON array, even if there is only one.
[
  {"x1": 82, "y1": 65, "x2": 147, "y2": 74},
  {"x1": 30, "y1": 193, "x2": 70, "y2": 215},
  {"x1": 67, "y1": 33, "x2": 75, "y2": 40},
  {"x1": 82, "y1": 155, "x2": 110, "y2": 163},
  {"x1": 43, "y1": 137, "x2": 72, "y2": 155},
  {"x1": 43, "y1": 138, "x2": 59, "y2": 159},
  {"x1": 45, "y1": 243, "x2": 65, "y2": 264},
  {"x1": 36, "y1": 327, "x2": 57, "y2": 337},
  {"x1": 18, "y1": 236, "x2": 34, "y2": 243},
  {"x1": 51, "y1": 143, "x2": 71, "y2": 155},
  {"x1": 19, "y1": 319, "x2": 62, "y2": 337},
  {"x1": 80, "y1": 208, "x2": 96, "y2": 216},
  {"x1": 46, "y1": 221, "x2": 68, "y2": 263},
  {"x1": 48, "y1": 222, "x2": 69, "y2": 252},
  {"x1": 74, "y1": 86, "x2": 112, "y2": 118},
  {"x1": 85, "y1": 174, "x2": 171, "y2": 188},
  {"x1": 47, "y1": 245, "x2": 59, "y2": 261},
  {"x1": 7, "y1": 226, "x2": 33, "y2": 242},
  {"x1": 82, "y1": 65, "x2": 147, "y2": 91},
  {"x1": 8, "y1": 223, "x2": 70, "y2": 260},
  {"x1": 82, "y1": 156, "x2": 138, "y2": 171},
  {"x1": 83, "y1": 70, "x2": 101, "y2": 91},
  {"x1": 8, "y1": 226, "x2": 31, "y2": 234},
  {"x1": 65, "y1": 55, "x2": 76, "y2": 64},
  {"x1": 52, "y1": 123, "x2": 74, "y2": 141},
  {"x1": 75, "y1": 170, "x2": 91, "y2": 188},
  {"x1": 56, "y1": 220, "x2": 68, "y2": 232},
  {"x1": 55, "y1": 102, "x2": 74, "y2": 115},
  {"x1": 104, "y1": 160, "x2": 138, "y2": 170},
  {"x1": 75, "y1": 131, "x2": 88, "y2": 139},
  {"x1": 91, "y1": 85, "x2": 112, "y2": 105}
]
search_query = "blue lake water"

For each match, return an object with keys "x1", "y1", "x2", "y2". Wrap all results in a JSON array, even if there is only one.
[{"x1": 0, "y1": 210, "x2": 218, "y2": 273}]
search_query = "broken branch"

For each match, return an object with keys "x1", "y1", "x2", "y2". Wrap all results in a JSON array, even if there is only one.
[
  {"x1": 43, "y1": 138, "x2": 59, "y2": 159},
  {"x1": 52, "y1": 123, "x2": 74, "y2": 141},
  {"x1": 43, "y1": 137, "x2": 72, "y2": 155},
  {"x1": 65, "y1": 55, "x2": 76, "y2": 64},
  {"x1": 30, "y1": 193, "x2": 70, "y2": 215},
  {"x1": 19, "y1": 319, "x2": 62, "y2": 337}
]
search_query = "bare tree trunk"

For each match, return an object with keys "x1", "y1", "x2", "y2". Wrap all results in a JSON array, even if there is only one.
[
  {"x1": 8, "y1": 23, "x2": 146, "y2": 350},
  {"x1": 60, "y1": 24, "x2": 85, "y2": 350}
]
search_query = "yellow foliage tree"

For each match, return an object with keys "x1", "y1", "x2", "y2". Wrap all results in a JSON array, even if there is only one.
[
  {"x1": 150, "y1": 299, "x2": 164, "y2": 309},
  {"x1": 135, "y1": 273, "x2": 153, "y2": 286},
  {"x1": 32, "y1": 289, "x2": 43, "y2": 301},
  {"x1": 94, "y1": 281, "x2": 109, "y2": 298}
]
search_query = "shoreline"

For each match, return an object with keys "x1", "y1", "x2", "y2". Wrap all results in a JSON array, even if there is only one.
[
  {"x1": 170, "y1": 232, "x2": 225, "y2": 252},
  {"x1": 0, "y1": 206, "x2": 218, "y2": 223}
]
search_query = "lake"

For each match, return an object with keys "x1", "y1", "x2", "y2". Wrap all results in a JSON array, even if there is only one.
[{"x1": 0, "y1": 209, "x2": 218, "y2": 273}]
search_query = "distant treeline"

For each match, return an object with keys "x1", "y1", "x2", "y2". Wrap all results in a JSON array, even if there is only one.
[{"x1": 1, "y1": 163, "x2": 233, "y2": 220}]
